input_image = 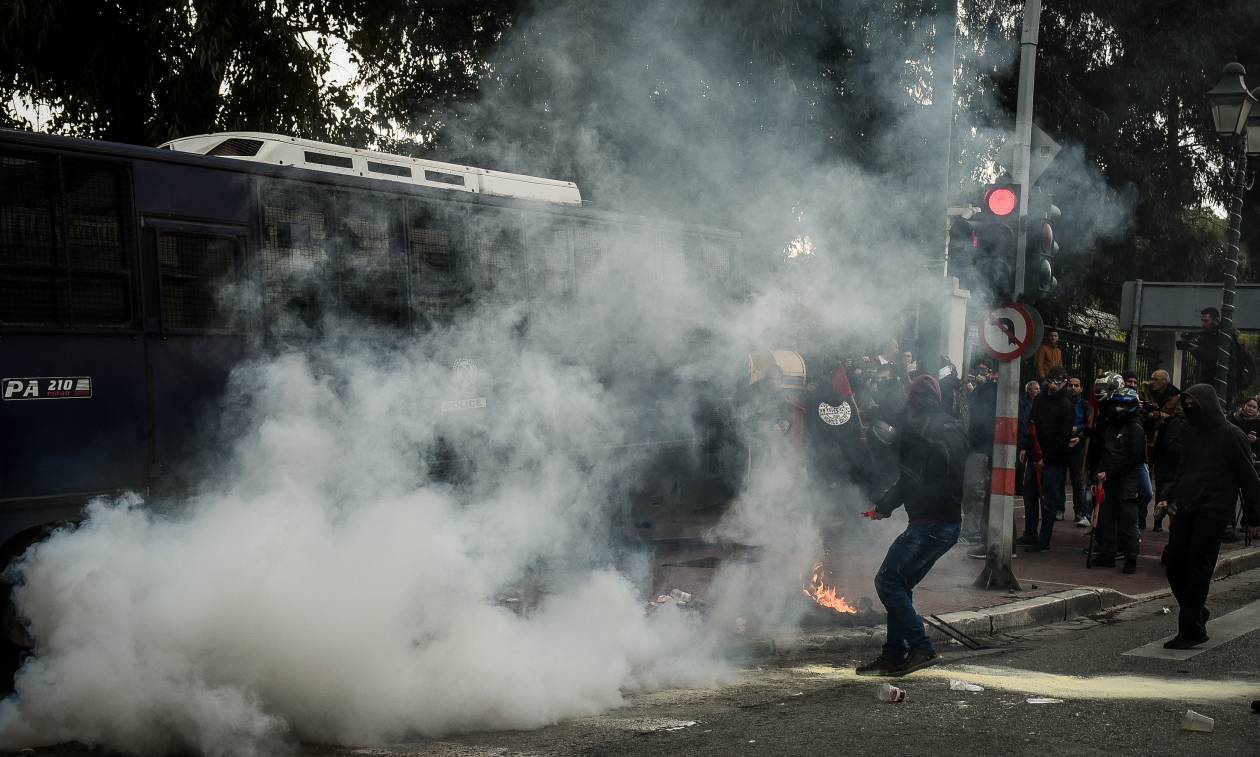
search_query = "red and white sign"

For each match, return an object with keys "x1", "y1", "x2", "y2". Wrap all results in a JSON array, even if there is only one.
[{"x1": 981, "y1": 303, "x2": 1040, "y2": 362}]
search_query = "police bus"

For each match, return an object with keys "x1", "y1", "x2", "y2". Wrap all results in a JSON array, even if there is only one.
[{"x1": 0, "y1": 128, "x2": 742, "y2": 667}]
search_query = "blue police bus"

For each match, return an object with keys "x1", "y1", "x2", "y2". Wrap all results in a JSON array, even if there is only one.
[{"x1": 0, "y1": 128, "x2": 742, "y2": 673}]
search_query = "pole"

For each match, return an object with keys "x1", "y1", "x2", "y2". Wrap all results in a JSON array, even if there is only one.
[
  {"x1": 919, "y1": 0, "x2": 961, "y2": 378},
  {"x1": 977, "y1": 0, "x2": 1039, "y2": 591},
  {"x1": 1215, "y1": 138, "x2": 1246, "y2": 409},
  {"x1": 1126, "y1": 280, "x2": 1143, "y2": 372}
]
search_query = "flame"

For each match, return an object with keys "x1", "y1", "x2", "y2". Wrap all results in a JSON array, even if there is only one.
[{"x1": 802, "y1": 561, "x2": 858, "y2": 614}]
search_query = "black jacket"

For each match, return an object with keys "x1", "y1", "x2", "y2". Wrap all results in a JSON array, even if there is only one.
[
  {"x1": 1152, "y1": 412, "x2": 1188, "y2": 502},
  {"x1": 1098, "y1": 413, "x2": 1146, "y2": 501},
  {"x1": 1228, "y1": 411, "x2": 1260, "y2": 457},
  {"x1": 1187, "y1": 327, "x2": 1254, "y2": 394},
  {"x1": 1165, "y1": 384, "x2": 1260, "y2": 525},
  {"x1": 1030, "y1": 389, "x2": 1076, "y2": 466},
  {"x1": 967, "y1": 380, "x2": 997, "y2": 451},
  {"x1": 876, "y1": 405, "x2": 966, "y2": 524}
]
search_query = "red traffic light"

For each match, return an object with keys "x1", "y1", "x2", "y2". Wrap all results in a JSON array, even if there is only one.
[{"x1": 984, "y1": 186, "x2": 1019, "y2": 217}]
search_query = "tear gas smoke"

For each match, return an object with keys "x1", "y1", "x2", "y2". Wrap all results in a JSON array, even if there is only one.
[{"x1": 0, "y1": 1, "x2": 1130, "y2": 754}]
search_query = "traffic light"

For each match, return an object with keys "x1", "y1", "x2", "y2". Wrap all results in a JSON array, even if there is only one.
[
  {"x1": 1025, "y1": 192, "x2": 1060, "y2": 298},
  {"x1": 971, "y1": 182, "x2": 1021, "y2": 296}
]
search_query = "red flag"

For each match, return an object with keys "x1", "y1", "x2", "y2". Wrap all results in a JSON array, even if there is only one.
[{"x1": 832, "y1": 364, "x2": 854, "y2": 398}]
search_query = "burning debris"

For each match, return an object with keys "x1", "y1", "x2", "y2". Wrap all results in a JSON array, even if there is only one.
[{"x1": 802, "y1": 561, "x2": 858, "y2": 616}]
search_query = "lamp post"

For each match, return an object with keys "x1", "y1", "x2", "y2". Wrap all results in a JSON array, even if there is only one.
[{"x1": 1204, "y1": 63, "x2": 1258, "y2": 408}]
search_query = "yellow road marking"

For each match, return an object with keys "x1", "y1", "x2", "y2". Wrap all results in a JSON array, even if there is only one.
[{"x1": 794, "y1": 664, "x2": 1260, "y2": 702}]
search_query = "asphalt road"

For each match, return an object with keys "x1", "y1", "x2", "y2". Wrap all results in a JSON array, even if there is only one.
[{"x1": 8, "y1": 573, "x2": 1260, "y2": 757}]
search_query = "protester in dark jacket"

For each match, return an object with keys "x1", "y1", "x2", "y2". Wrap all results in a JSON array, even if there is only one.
[
  {"x1": 858, "y1": 376, "x2": 966, "y2": 677},
  {"x1": 1093, "y1": 389, "x2": 1146, "y2": 573},
  {"x1": 1150, "y1": 399, "x2": 1188, "y2": 532},
  {"x1": 1158, "y1": 384, "x2": 1260, "y2": 649},
  {"x1": 960, "y1": 368, "x2": 997, "y2": 547},
  {"x1": 1180, "y1": 307, "x2": 1255, "y2": 395},
  {"x1": 1228, "y1": 397, "x2": 1260, "y2": 457},
  {"x1": 1021, "y1": 370, "x2": 1076, "y2": 551},
  {"x1": 1017, "y1": 379, "x2": 1039, "y2": 496}
]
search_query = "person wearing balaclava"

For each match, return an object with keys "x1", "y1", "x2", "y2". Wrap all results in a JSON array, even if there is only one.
[
  {"x1": 1157, "y1": 384, "x2": 1260, "y2": 649},
  {"x1": 1092, "y1": 388, "x2": 1146, "y2": 573},
  {"x1": 856, "y1": 375, "x2": 966, "y2": 677}
]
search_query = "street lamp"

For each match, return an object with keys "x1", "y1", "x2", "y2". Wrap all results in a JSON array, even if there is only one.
[
  {"x1": 1204, "y1": 63, "x2": 1258, "y2": 407},
  {"x1": 1246, "y1": 88, "x2": 1260, "y2": 162}
]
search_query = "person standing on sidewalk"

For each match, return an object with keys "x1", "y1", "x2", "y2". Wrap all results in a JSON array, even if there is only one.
[
  {"x1": 1150, "y1": 395, "x2": 1188, "y2": 532},
  {"x1": 857, "y1": 375, "x2": 967, "y2": 676},
  {"x1": 1068, "y1": 376, "x2": 1091, "y2": 527},
  {"x1": 1033, "y1": 329, "x2": 1064, "y2": 383},
  {"x1": 1017, "y1": 379, "x2": 1040, "y2": 503},
  {"x1": 1020, "y1": 369, "x2": 1076, "y2": 552},
  {"x1": 961, "y1": 361, "x2": 997, "y2": 550},
  {"x1": 1092, "y1": 388, "x2": 1146, "y2": 574},
  {"x1": 1158, "y1": 384, "x2": 1260, "y2": 649}
]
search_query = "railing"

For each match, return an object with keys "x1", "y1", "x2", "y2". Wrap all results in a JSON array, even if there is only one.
[{"x1": 1046, "y1": 328, "x2": 1162, "y2": 383}]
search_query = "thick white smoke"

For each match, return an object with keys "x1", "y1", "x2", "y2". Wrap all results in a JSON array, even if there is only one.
[
  {"x1": 0, "y1": 336, "x2": 723, "y2": 755},
  {"x1": 0, "y1": 1, "x2": 1129, "y2": 754}
]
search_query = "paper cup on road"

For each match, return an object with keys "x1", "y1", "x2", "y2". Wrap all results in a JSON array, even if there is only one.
[
  {"x1": 1181, "y1": 709, "x2": 1214, "y2": 733},
  {"x1": 877, "y1": 683, "x2": 907, "y2": 703}
]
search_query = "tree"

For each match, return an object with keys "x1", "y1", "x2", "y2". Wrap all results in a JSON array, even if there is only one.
[
  {"x1": 954, "y1": 0, "x2": 1260, "y2": 311},
  {"x1": 0, "y1": 0, "x2": 515, "y2": 148}
]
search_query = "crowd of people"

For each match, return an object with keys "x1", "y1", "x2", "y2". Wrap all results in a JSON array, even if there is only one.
[{"x1": 855, "y1": 313, "x2": 1260, "y2": 674}]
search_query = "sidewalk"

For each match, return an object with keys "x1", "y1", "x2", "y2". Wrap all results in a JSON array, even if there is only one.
[{"x1": 647, "y1": 499, "x2": 1260, "y2": 642}]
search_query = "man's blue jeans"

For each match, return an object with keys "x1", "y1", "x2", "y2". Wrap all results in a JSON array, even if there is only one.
[
  {"x1": 1136, "y1": 465, "x2": 1154, "y2": 530},
  {"x1": 875, "y1": 521, "x2": 960, "y2": 660},
  {"x1": 1023, "y1": 463, "x2": 1066, "y2": 547}
]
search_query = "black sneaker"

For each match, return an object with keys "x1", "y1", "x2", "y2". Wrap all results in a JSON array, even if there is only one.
[
  {"x1": 1015, "y1": 534, "x2": 1037, "y2": 546},
  {"x1": 856, "y1": 655, "x2": 904, "y2": 676},
  {"x1": 1122, "y1": 558, "x2": 1137, "y2": 574},
  {"x1": 1163, "y1": 635, "x2": 1209, "y2": 650},
  {"x1": 885, "y1": 648, "x2": 940, "y2": 676},
  {"x1": 966, "y1": 548, "x2": 987, "y2": 560}
]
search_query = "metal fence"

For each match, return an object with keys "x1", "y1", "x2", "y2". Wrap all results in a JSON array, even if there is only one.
[{"x1": 1047, "y1": 328, "x2": 1162, "y2": 384}]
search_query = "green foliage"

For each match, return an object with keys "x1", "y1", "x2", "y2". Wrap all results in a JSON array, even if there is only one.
[
  {"x1": 0, "y1": 0, "x2": 514, "y2": 147},
  {"x1": 957, "y1": 0, "x2": 1260, "y2": 310}
]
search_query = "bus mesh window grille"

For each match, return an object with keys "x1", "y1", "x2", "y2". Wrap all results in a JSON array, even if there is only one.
[
  {"x1": 62, "y1": 164, "x2": 127, "y2": 272},
  {"x1": 703, "y1": 239, "x2": 730, "y2": 279},
  {"x1": 158, "y1": 233, "x2": 236, "y2": 331},
  {"x1": 0, "y1": 154, "x2": 63, "y2": 323},
  {"x1": 262, "y1": 204, "x2": 327, "y2": 316},
  {"x1": 0, "y1": 156, "x2": 59, "y2": 268},
  {"x1": 409, "y1": 226, "x2": 451, "y2": 273},
  {"x1": 406, "y1": 220, "x2": 456, "y2": 322},
  {"x1": 340, "y1": 215, "x2": 401, "y2": 324},
  {"x1": 571, "y1": 228, "x2": 603, "y2": 287},
  {"x1": 62, "y1": 163, "x2": 132, "y2": 325},
  {"x1": 473, "y1": 233, "x2": 516, "y2": 290},
  {"x1": 527, "y1": 229, "x2": 574, "y2": 300},
  {"x1": 0, "y1": 154, "x2": 132, "y2": 326}
]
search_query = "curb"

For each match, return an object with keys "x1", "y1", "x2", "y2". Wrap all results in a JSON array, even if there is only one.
[
  {"x1": 751, "y1": 547, "x2": 1260, "y2": 659},
  {"x1": 758, "y1": 587, "x2": 1134, "y2": 658},
  {"x1": 1212, "y1": 545, "x2": 1260, "y2": 580}
]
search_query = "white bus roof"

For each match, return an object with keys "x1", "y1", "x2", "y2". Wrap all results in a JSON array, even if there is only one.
[{"x1": 159, "y1": 132, "x2": 582, "y2": 206}]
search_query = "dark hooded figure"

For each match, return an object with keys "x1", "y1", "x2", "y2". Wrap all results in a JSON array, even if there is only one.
[
  {"x1": 1158, "y1": 384, "x2": 1260, "y2": 649},
  {"x1": 1092, "y1": 388, "x2": 1146, "y2": 573},
  {"x1": 856, "y1": 375, "x2": 967, "y2": 677}
]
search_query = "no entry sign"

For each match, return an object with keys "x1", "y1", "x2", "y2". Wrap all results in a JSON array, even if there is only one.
[{"x1": 981, "y1": 303, "x2": 1042, "y2": 362}]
